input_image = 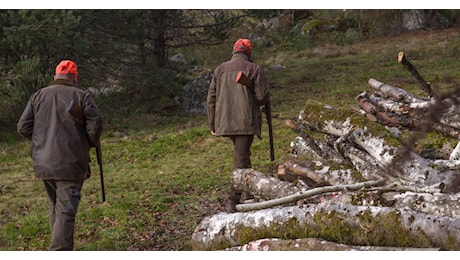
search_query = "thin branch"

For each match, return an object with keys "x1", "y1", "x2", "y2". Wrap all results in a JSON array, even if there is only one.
[{"x1": 235, "y1": 179, "x2": 385, "y2": 212}]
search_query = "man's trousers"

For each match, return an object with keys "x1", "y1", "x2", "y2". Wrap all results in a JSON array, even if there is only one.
[
  {"x1": 228, "y1": 135, "x2": 254, "y2": 169},
  {"x1": 43, "y1": 179, "x2": 83, "y2": 251}
]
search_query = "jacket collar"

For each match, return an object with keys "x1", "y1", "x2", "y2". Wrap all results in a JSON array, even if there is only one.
[
  {"x1": 231, "y1": 52, "x2": 251, "y2": 62},
  {"x1": 49, "y1": 79, "x2": 77, "y2": 87}
]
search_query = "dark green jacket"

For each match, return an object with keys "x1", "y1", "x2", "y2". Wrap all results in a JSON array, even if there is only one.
[
  {"x1": 17, "y1": 79, "x2": 103, "y2": 180},
  {"x1": 207, "y1": 53, "x2": 270, "y2": 138}
]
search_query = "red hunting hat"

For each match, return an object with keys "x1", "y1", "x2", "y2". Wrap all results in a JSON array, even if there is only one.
[
  {"x1": 233, "y1": 38, "x2": 252, "y2": 56},
  {"x1": 55, "y1": 60, "x2": 78, "y2": 75}
]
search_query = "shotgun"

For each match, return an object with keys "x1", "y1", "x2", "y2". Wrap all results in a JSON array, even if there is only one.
[
  {"x1": 67, "y1": 99, "x2": 106, "y2": 202},
  {"x1": 235, "y1": 71, "x2": 275, "y2": 161}
]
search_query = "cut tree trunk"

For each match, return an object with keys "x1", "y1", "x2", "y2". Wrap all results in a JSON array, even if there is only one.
[
  {"x1": 367, "y1": 78, "x2": 427, "y2": 104},
  {"x1": 228, "y1": 237, "x2": 440, "y2": 251},
  {"x1": 235, "y1": 179, "x2": 384, "y2": 212},
  {"x1": 289, "y1": 110, "x2": 460, "y2": 192},
  {"x1": 191, "y1": 202, "x2": 460, "y2": 250},
  {"x1": 389, "y1": 191, "x2": 460, "y2": 218},
  {"x1": 230, "y1": 168, "x2": 310, "y2": 200}
]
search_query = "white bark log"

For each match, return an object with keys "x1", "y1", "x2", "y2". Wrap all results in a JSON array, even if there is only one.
[
  {"x1": 290, "y1": 135, "x2": 346, "y2": 164},
  {"x1": 230, "y1": 168, "x2": 310, "y2": 200},
  {"x1": 368, "y1": 93, "x2": 412, "y2": 114},
  {"x1": 228, "y1": 237, "x2": 440, "y2": 251},
  {"x1": 191, "y1": 202, "x2": 460, "y2": 250},
  {"x1": 368, "y1": 78, "x2": 426, "y2": 103},
  {"x1": 449, "y1": 141, "x2": 460, "y2": 161},
  {"x1": 441, "y1": 116, "x2": 460, "y2": 131},
  {"x1": 347, "y1": 128, "x2": 397, "y2": 168},
  {"x1": 348, "y1": 127, "x2": 460, "y2": 192},
  {"x1": 336, "y1": 139, "x2": 385, "y2": 180},
  {"x1": 391, "y1": 191, "x2": 460, "y2": 218},
  {"x1": 298, "y1": 111, "x2": 353, "y2": 137},
  {"x1": 282, "y1": 159, "x2": 340, "y2": 185}
]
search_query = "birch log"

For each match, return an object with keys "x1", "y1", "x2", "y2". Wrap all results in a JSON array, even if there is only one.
[
  {"x1": 230, "y1": 168, "x2": 310, "y2": 200},
  {"x1": 291, "y1": 109, "x2": 460, "y2": 192},
  {"x1": 191, "y1": 202, "x2": 460, "y2": 250},
  {"x1": 391, "y1": 191, "x2": 460, "y2": 218},
  {"x1": 348, "y1": 127, "x2": 460, "y2": 192},
  {"x1": 368, "y1": 78, "x2": 427, "y2": 103},
  {"x1": 281, "y1": 159, "x2": 349, "y2": 185},
  {"x1": 228, "y1": 237, "x2": 440, "y2": 251},
  {"x1": 357, "y1": 78, "x2": 460, "y2": 139}
]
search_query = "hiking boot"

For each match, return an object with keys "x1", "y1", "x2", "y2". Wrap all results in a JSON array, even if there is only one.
[
  {"x1": 225, "y1": 188, "x2": 241, "y2": 213},
  {"x1": 226, "y1": 197, "x2": 237, "y2": 213},
  {"x1": 240, "y1": 191, "x2": 255, "y2": 203}
]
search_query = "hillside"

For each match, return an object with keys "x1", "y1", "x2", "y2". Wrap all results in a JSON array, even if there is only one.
[{"x1": 1, "y1": 27, "x2": 460, "y2": 251}]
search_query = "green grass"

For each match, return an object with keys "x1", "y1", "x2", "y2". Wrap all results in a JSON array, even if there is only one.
[{"x1": 2, "y1": 28, "x2": 460, "y2": 250}]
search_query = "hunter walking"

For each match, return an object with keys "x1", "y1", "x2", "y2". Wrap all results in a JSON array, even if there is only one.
[
  {"x1": 207, "y1": 38, "x2": 270, "y2": 211},
  {"x1": 17, "y1": 60, "x2": 104, "y2": 250}
]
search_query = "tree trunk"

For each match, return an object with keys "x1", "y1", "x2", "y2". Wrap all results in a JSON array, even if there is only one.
[
  {"x1": 228, "y1": 237, "x2": 440, "y2": 251},
  {"x1": 191, "y1": 202, "x2": 460, "y2": 250},
  {"x1": 230, "y1": 168, "x2": 310, "y2": 200}
]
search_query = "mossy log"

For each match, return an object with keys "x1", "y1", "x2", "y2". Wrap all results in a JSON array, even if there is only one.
[
  {"x1": 348, "y1": 127, "x2": 460, "y2": 192},
  {"x1": 191, "y1": 201, "x2": 460, "y2": 250},
  {"x1": 358, "y1": 78, "x2": 460, "y2": 140},
  {"x1": 280, "y1": 159, "x2": 357, "y2": 185},
  {"x1": 230, "y1": 168, "x2": 311, "y2": 201},
  {"x1": 230, "y1": 167, "x2": 456, "y2": 215},
  {"x1": 292, "y1": 108, "x2": 460, "y2": 192},
  {"x1": 356, "y1": 87, "x2": 460, "y2": 139},
  {"x1": 227, "y1": 237, "x2": 440, "y2": 251}
]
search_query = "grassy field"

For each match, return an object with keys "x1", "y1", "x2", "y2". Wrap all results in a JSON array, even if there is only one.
[{"x1": 1, "y1": 28, "x2": 460, "y2": 251}]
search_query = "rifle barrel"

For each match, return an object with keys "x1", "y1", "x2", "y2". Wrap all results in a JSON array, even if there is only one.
[
  {"x1": 96, "y1": 145, "x2": 105, "y2": 202},
  {"x1": 266, "y1": 101, "x2": 275, "y2": 161},
  {"x1": 67, "y1": 99, "x2": 106, "y2": 202}
]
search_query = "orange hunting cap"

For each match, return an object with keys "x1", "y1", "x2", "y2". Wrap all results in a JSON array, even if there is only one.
[
  {"x1": 55, "y1": 60, "x2": 78, "y2": 75},
  {"x1": 233, "y1": 38, "x2": 252, "y2": 56}
]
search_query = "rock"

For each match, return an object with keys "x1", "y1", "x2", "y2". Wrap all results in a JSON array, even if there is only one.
[{"x1": 182, "y1": 71, "x2": 212, "y2": 115}]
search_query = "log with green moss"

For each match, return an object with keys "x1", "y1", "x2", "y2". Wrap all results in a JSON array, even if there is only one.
[{"x1": 191, "y1": 201, "x2": 460, "y2": 250}]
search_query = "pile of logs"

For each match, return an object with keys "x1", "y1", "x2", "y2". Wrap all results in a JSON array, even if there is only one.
[{"x1": 190, "y1": 52, "x2": 460, "y2": 251}]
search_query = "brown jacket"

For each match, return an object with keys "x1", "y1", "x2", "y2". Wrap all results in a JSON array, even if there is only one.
[
  {"x1": 207, "y1": 53, "x2": 270, "y2": 138},
  {"x1": 17, "y1": 79, "x2": 103, "y2": 180}
]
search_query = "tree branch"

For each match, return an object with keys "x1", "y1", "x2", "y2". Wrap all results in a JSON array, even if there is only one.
[{"x1": 235, "y1": 179, "x2": 385, "y2": 212}]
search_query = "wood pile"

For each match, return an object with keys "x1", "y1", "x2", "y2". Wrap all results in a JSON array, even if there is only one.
[{"x1": 191, "y1": 52, "x2": 460, "y2": 251}]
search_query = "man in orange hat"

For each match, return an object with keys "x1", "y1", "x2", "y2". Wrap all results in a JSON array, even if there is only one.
[
  {"x1": 207, "y1": 38, "x2": 270, "y2": 212},
  {"x1": 17, "y1": 59, "x2": 104, "y2": 250}
]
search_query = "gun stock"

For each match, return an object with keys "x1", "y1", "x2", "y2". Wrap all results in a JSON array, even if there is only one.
[
  {"x1": 67, "y1": 99, "x2": 106, "y2": 202},
  {"x1": 235, "y1": 71, "x2": 254, "y2": 91},
  {"x1": 235, "y1": 71, "x2": 275, "y2": 161},
  {"x1": 66, "y1": 99, "x2": 85, "y2": 124}
]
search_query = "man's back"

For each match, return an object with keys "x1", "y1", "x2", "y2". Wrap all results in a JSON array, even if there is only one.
[
  {"x1": 17, "y1": 80, "x2": 103, "y2": 180},
  {"x1": 208, "y1": 52, "x2": 269, "y2": 138}
]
